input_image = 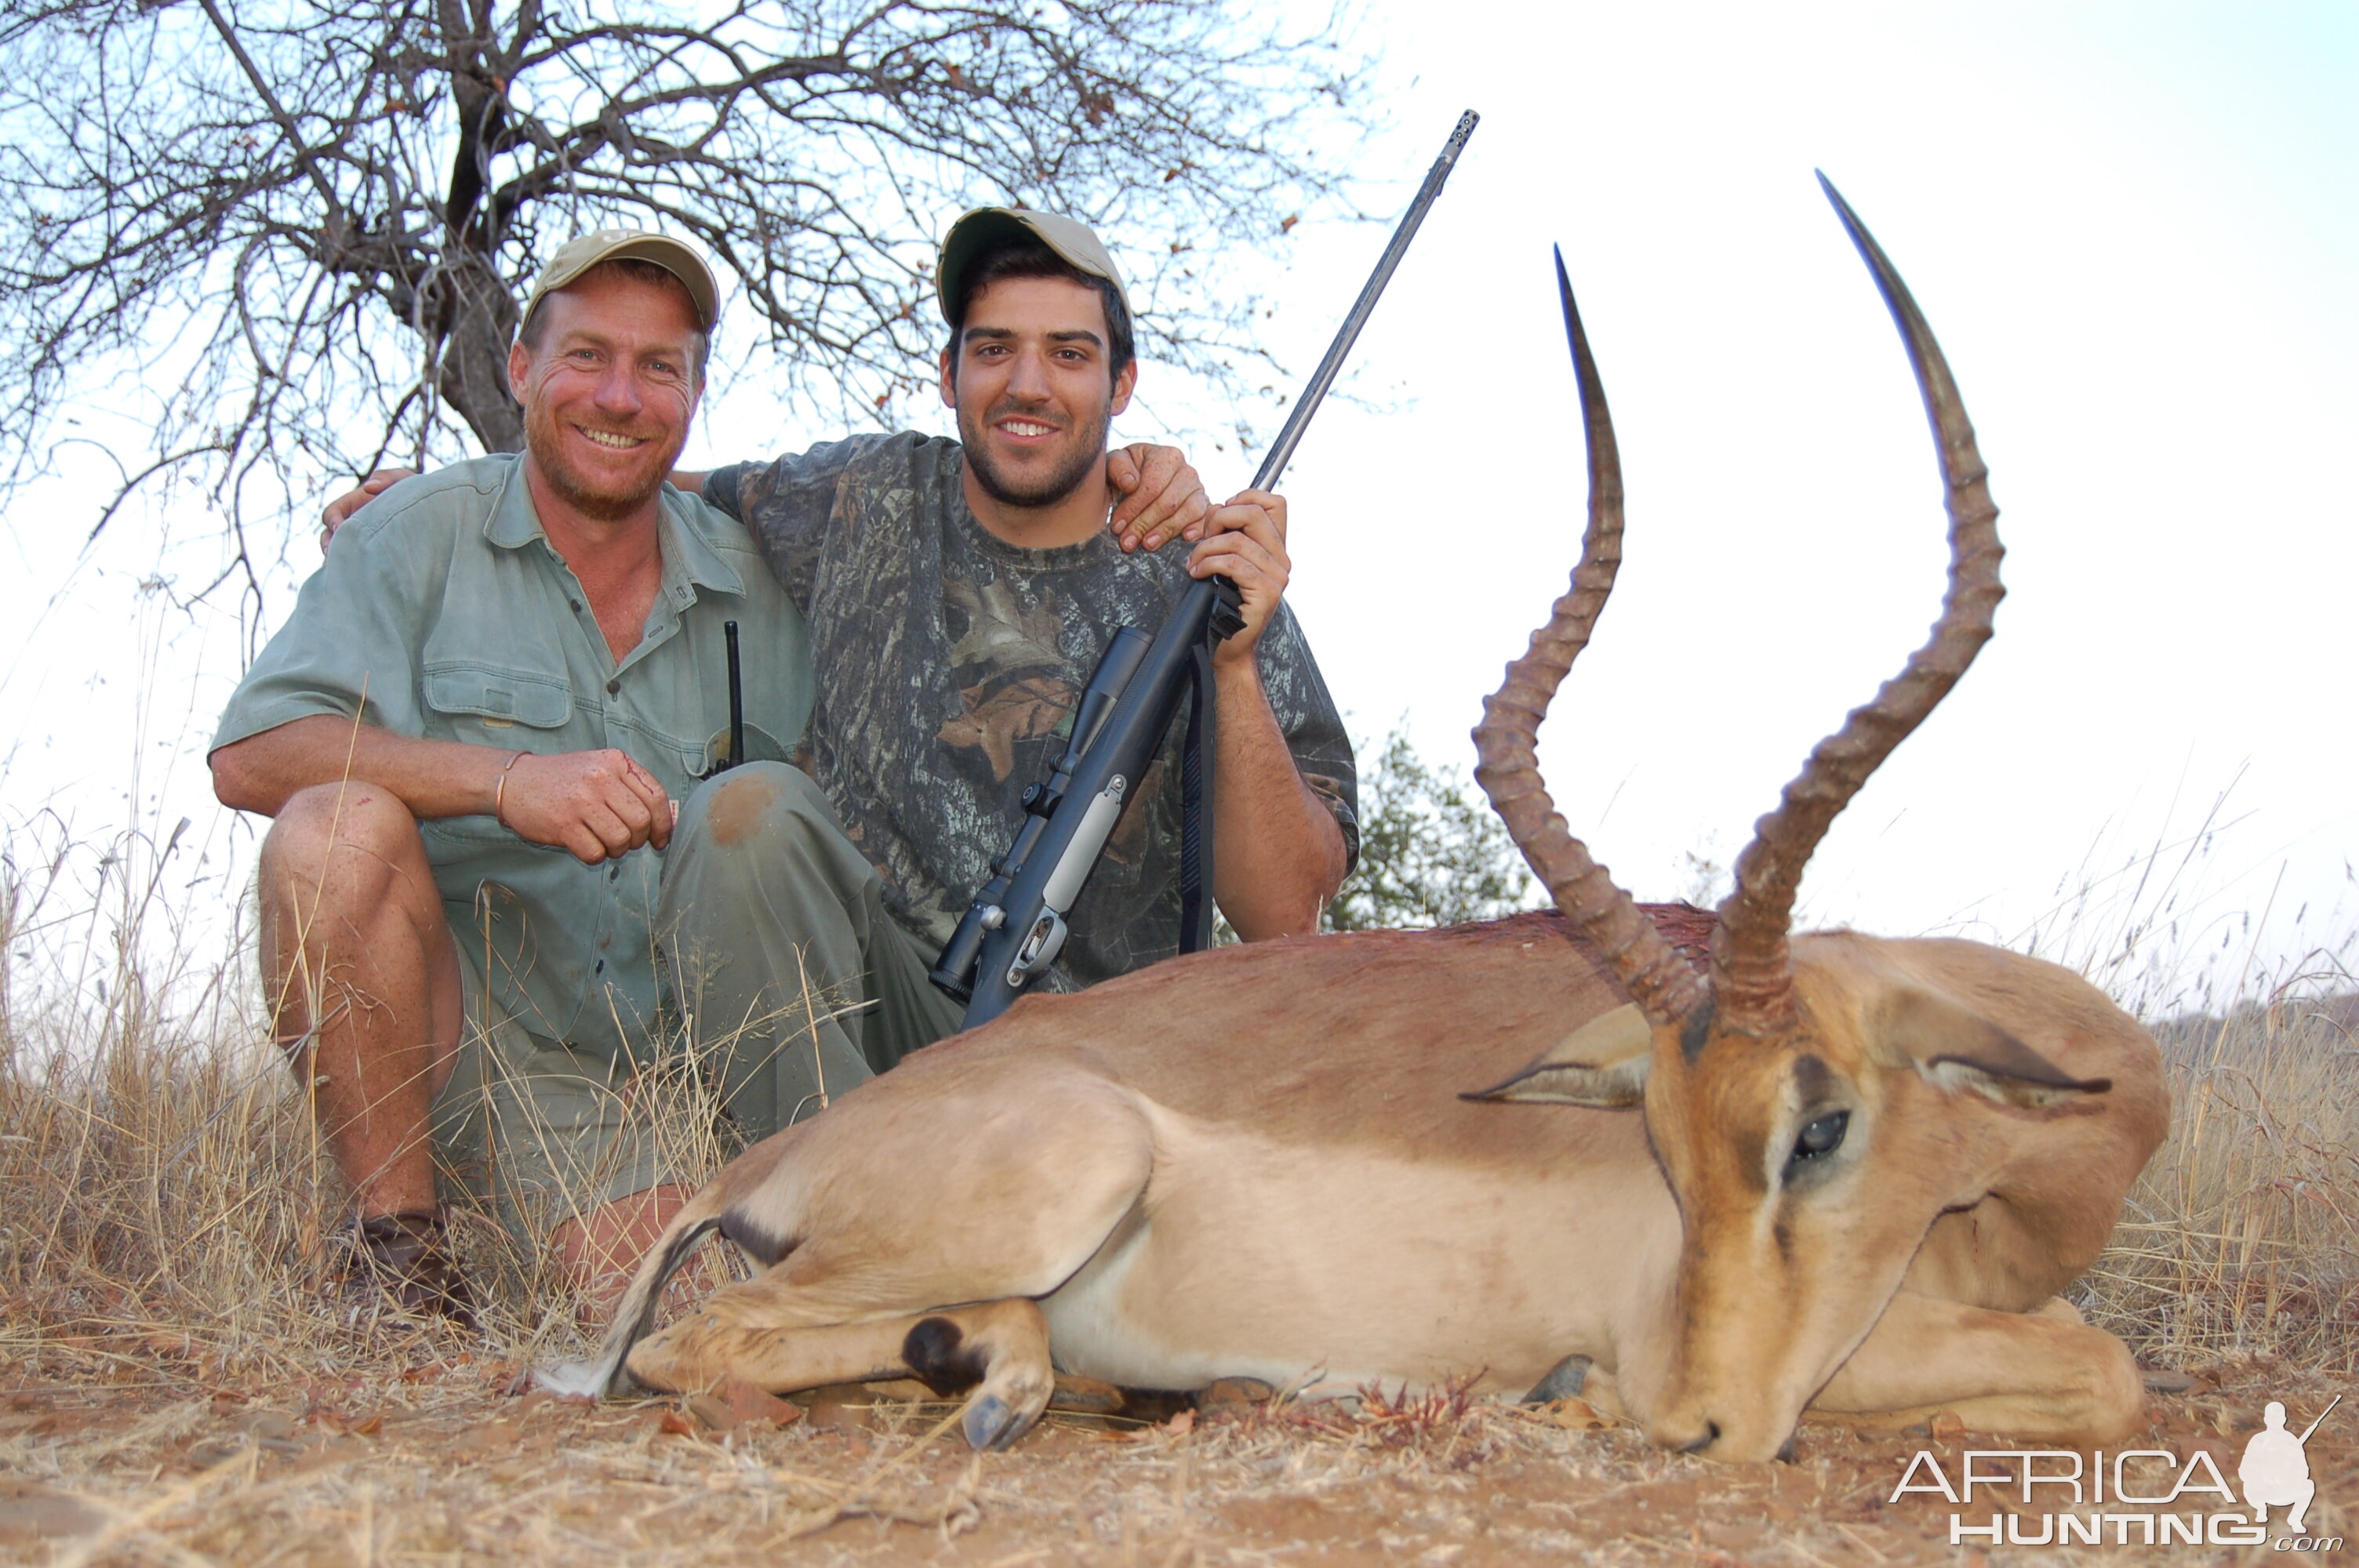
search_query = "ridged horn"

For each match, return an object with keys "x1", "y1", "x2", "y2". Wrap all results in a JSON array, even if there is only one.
[
  {"x1": 1710, "y1": 174, "x2": 2005, "y2": 1035},
  {"x1": 1474, "y1": 249, "x2": 1707, "y2": 1028}
]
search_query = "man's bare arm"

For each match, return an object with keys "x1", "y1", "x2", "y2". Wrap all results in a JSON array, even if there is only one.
[
  {"x1": 1208, "y1": 660, "x2": 1350, "y2": 939},
  {"x1": 1186, "y1": 488, "x2": 1347, "y2": 938},
  {"x1": 211, "y1": 715, "x2": 674, "y2": 863}
]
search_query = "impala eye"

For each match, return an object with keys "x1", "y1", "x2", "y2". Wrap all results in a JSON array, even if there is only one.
[{"x1": 1788, "y1": 1110, "x2": 1850, "y2": 1168}]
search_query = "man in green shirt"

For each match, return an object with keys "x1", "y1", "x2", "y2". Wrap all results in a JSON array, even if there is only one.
[{"x1": 214, "y1": 230, "x2": 1215, "y2": 1323}]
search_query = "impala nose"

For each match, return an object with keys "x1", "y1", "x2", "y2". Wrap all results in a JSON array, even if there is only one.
[{"x1": 1677, "y1": 1421, "x2": 1721, "y2": 1455}]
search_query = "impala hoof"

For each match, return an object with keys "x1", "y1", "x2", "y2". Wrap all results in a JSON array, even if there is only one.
[
  {"x1": 1524, "y1": 1354, "x2": 1591, "y2": 1404},
  {"x1": 961, "y1": 1392, "x2": 1030, "y2": 1450}
]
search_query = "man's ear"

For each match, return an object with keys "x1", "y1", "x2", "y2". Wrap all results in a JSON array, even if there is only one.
[
  {"x1": 507, "y1": 339, "x2": 532, "y2": 404},
  {"x1": 1461, "y1": 1003, "x2": 1653, "y2": 1109},
  {"x1": 938, "y1": 343, "x2": 958, "y2": 408},
  {"x1": 1875, "y1": 984, "x2": 2112, "y2": 1107},
  {"x1": 1110, "y1": 357, "x2": 1136, "y2": 417}
]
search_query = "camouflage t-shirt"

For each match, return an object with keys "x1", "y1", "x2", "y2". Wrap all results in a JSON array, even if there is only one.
[{"x1": 705, "y1": 432, "x2": 1358, "y2": 991}]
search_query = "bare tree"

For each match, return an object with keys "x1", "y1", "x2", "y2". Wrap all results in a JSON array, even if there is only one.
[{"x1": 0, "y1": 0, "x2": 1361, "y2": 575}]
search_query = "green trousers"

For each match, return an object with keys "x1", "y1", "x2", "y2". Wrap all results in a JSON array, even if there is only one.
[
  {"x1": 431, "y1": 762, "x2": 966, "y2": 1232},
  {"x1": 654, "y1": 761, "x2": 968, "y2": 1137}
]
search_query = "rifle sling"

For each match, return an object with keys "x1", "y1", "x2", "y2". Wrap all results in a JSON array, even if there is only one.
[{"x1": 1177, "y1": 640, "x2": 1217, "y2": 953}]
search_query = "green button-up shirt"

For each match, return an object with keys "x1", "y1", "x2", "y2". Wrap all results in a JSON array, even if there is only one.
[{"x1": 213, "y1": 456, "x2": 812, "y2": 1062}]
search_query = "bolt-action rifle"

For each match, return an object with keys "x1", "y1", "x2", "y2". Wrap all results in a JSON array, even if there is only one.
[{"x1": 930, "y1": 111, "x2": 1481, "y2": 1028}]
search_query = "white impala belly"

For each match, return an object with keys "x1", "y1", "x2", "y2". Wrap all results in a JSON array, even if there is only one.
[{"x1": 1039, "y1": 1105, "x2": 1676, "y2": 1395}]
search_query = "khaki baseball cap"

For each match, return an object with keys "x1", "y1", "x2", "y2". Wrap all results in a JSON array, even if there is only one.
[
  {"x1": 522, "y1": 228, "x2": 721, "y2": 334},
  {"x1": 936, "y1": 207, "x2": 1130, "y2": 325}
]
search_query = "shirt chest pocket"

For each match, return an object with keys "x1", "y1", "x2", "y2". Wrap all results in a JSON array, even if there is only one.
[{"x1": 421, "y1": 662, "x2": 574, "y2": 739}]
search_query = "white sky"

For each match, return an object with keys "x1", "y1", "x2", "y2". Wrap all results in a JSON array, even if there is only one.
[{"x1": 2, "y1": 1, "x2": 2352, "y2": 1014}]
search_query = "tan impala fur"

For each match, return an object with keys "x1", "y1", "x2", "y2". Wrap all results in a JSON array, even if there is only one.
[{"x1": 540, "y1": 180, "x2": 2168, "y2": 1465}]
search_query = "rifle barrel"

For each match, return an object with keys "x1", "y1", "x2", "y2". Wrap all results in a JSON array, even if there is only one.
[{"x1": 1249, "y1": 109, "x2": 1479, "y2": 492}]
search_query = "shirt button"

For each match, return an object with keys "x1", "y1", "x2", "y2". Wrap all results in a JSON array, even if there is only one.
[
  {"x1": 606, "y1": 679, "x2": 620, "y2": 695},
  {"x1": 569, "y1": 598, "x2": 583, "y2": 612},
  {"x1": 609, "y1": 863, "x2": 622, "y2": 881}
]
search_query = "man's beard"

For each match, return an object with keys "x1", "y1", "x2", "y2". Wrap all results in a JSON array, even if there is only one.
[
  {"x1": 958, "y1": 396, "x2": 1110, "y2": 510},
  {"x1": 524, "y1": 397, "x2": 680, "y2": 522}
]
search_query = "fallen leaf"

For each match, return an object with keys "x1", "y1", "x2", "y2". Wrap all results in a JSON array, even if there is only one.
[
  {"x1": 711, "y1": 1376, "x2": 802, "y2": 1429},
  {"x1": 656, "y1": 1408, "x2": 700, "y2": 1439},
  {"x1": 804, "y1": 1399, "x2": 863, "y2": 1432},
  {"x1": 1197, "y1": 1377, "x2": 1274, "y2": 1413},
  {"x1": 1532, "y1": 1397, "x2": 1608, "y2": 1430},
  {"x1": 1928, "y1": 1410, "x2": 1967, "y2": 1443}
]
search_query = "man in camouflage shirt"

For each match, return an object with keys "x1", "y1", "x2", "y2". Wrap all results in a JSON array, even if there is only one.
[{"x1": 663, "y1": 206, "x2": 1358, "y2": 1123}]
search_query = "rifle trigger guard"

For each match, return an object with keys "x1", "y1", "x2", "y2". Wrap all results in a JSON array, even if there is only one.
[{"x1": 1006, "y1": 909, "x2": 1068, "y2": 987}]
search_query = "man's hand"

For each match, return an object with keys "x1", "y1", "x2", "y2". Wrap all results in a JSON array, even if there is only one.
[
  {"x1": 1106, "y1": 444, "x2": 1212, "y2": 554},
  {"x1": 322, "y1": 468, "x2": 420, "y2": 552},
  {"x1": 498, "y1": 750, "x2": 676, "y2": 864},
  {"x1": 1190, "y1": 489, "x2": 1290, "y2": 667}
]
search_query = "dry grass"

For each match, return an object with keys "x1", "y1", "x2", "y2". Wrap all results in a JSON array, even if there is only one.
[
  {"x1": 2, "y1": 813, "x2": 2357, "y2": 1563},
  {"x1": 2082, "y1": 989, "x2": 2359, "y2": 1372}
]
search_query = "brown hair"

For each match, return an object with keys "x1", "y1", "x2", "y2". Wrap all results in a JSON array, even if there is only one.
[{"x1": 944, "y1": 237, "x2": 1135, "y2": 383}]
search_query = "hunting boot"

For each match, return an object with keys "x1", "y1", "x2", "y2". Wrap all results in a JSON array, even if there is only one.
[{"x1": 343, "y1": 1210, "x2": 478, "y2": 1331}]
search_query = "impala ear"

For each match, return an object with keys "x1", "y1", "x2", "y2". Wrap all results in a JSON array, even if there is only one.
[
  {"x1": 1463, "y1": 1004, "x2": 1654, "y2": 1108},
  {"x1": 1877, "y1": 985, "x2": 2112, "y2": 1107}
]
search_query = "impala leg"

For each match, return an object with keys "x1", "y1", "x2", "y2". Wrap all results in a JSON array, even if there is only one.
[
  {"x1": 1807, "y1": 1290, "x2": 2145, "y2": 1446},
  {"x1": 629, "y1": 1286, "x2": 1055, "y2": 1449}
]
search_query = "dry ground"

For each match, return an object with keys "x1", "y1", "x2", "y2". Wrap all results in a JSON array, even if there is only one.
[
  {"x1": 5, "y1": 832, "x2": 2357, "y2": 1564},
  {"x1": 0, "y1": 1349, "x2": 2351, "y2": 1566}
]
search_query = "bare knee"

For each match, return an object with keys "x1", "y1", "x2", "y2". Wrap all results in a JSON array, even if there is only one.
[{"x1": 260, "y1": 782, "x2": 431, "y2": 907}]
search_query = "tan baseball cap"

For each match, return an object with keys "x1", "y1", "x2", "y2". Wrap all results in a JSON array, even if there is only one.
[
  {"x1": 522, "y1": 228, "x2": 721, "y2": 334},
  {"x1": 936, "y1": 207, "x2": 1130, "y2": 325}
]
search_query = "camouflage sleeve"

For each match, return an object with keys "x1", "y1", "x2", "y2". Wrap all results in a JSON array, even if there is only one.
[
  {"x1": 1256, "y1": 604, "x2": 1361, "y2": 877},
  {"x1": 700, "y1": 435, "x2": 885, "y2": 612}
]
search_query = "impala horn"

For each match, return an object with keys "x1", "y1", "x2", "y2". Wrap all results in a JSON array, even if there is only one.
[
  {"x1": 1709, "y1": 174, "x2": 2005, "y2": 1036},
  {"x1": 1474, "y1": 249, "x2": 1707, "y2": 1028}
]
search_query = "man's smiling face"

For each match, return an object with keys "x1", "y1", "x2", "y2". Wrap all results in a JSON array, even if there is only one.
[
  {"x1": 942, "y1": 274, "x2": 1136, "y2": 511},
  {"x1": 510, "y1": 266, "x2": 704, "y2": 522}
]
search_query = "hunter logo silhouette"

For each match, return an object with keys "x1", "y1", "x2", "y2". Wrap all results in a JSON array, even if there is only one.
[{"x1": 2242, "y1": 1394, "x2": 2337, "y2": 1535}]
